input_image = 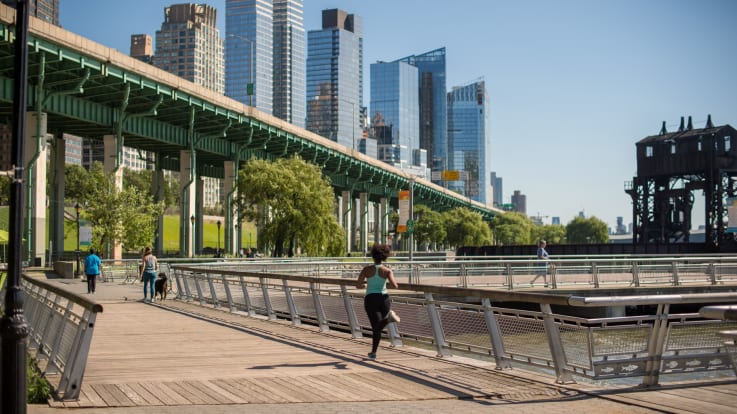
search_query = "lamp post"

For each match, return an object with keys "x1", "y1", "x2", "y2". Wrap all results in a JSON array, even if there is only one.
[
  {"x1": 216, "y1": 220, "x2": 221, "y2": 257},
  {"x1": 190, "y1": 215, "x2": 195, "y2": 257},
  {"x1": 228, "y1": 34, "x2": 255, "y2": 106},
  {"x1": 75, "y1": 202, "x2": 81, "y2": 277}
]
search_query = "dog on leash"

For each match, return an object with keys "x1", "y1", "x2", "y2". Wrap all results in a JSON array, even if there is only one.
[{"x1": 155, "y1": 273, "x2": 168, "y2": 301}]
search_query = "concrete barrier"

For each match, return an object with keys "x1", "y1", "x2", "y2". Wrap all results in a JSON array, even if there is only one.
[{"x1": 54, "y1": 261, "x2": 76, "y2": 279}]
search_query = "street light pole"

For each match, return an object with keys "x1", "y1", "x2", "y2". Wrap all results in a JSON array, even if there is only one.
[
  {"x1": 75, "y1": 202, "x2": 81, "y2": 277},
  {"x1": 216, "y1": 220, "x2": 221, "y2": 257}
]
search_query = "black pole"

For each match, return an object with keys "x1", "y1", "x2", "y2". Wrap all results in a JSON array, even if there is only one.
[
  {"x1": 75, "y1": 203, "x2": 81, "y2": 276},
  {"x1": 1, "y1": 1, "x2": 30, "y2": 412},
  {"x1": 216, "y1": 220, "x2": 221, "y2": 257}
]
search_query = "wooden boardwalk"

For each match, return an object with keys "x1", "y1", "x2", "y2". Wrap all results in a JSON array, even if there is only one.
[{"x1": 45, "y1": 297, "x2": 737, "y2": 413}]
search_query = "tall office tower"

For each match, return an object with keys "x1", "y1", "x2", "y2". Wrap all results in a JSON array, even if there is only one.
[
  {"x1": 370, "y1": 60, "x2": 424, "y2": 175},
  {"x1": 490, "y1": 171, "x2": 503, "y2": 208},
  {"x1": 272, "y1": 0, "x2": 305, "y2": 127},
  {"x1": 396, "y1": 48, "x2": 447, "y2": 180},
  {"x1": 225, "y1": 0, "x2": 273, "y2": 114},
  {"x1": 306, "y1": 9, "x2": 363, "y2": 150},
  {"x1": 154, "y1": 4, "x2": 224, "y2": 94},
  {"x1": 447, "y1": 80, "x2": 491, "y2": 205},
  {"x1": 130, "y1": 34, "x2": 154, "y2": 64},
  {"x1": 511, "y1": 190, "x2": 526, "y2": 214}
]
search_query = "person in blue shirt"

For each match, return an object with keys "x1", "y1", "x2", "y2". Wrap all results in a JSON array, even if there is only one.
[
  {"x1": 83, "y1": 248, "x2": 102, "y2": 294},
  {"x1": 355, "y1": 243, "x2": 401, "y2": 360}
]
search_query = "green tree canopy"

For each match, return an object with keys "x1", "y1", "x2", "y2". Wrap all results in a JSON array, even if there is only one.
[
  {"x1": 535, "y1": 224, "x2": 567, "y2": 244},
  {"x1": 490, "y1": 211, "x2": 535, "y2": 245},
  {"x1": 237, "y1": 156, "x2": 344, "y2": 257},
  {"x1": 443, "y1": 207, "x2": 492, "y2": 247},
  {"x1": 566, "y1": 216, "x2": 609, "y2": 243},
  {"x1": 74, "y1": 164, "x2": 164, "y2": 255},
  {"x1": 413, "y1": 204, "x2": 446, "y2": 249}
]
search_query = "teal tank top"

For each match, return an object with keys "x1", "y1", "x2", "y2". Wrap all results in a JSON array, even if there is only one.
[{"x1": 365, "y1": 264, "x2": 388, "y2": 295}]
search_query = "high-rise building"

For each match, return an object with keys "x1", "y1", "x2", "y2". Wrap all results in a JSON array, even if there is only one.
[
  {"x1": 272, "y1": 0, "x2": 305, "y2": 127},
  {"x1": 490, "y1": 171, "x2": 503, "y2": 208},
  {"x1": 447, "y1": 80, "x2": 491, "y2": 205},
  {"x1": 6, "y1": 0, "x2": 60, "y2": 26},
  {"x1": 396, "y1": 48, "x2": 447, "y2": 180},
  {"x1": 370, "y1": 60, "x2": 425, "y2": 176},
  {"x1": 225, "y1": 0, "x2": 273, "y2": 113},
  {"x1": 306, "y1": 9, "x2": 363, "y2": 150},
  {"x1": 511, "y1": 190, "x2": 526, "y2": 214},
  {"x1": 155, "y1": 3, "x2": 224, "y2": 94},
  {"x1": 130, "y1": 34, "x2": 154, "y2": 64}
]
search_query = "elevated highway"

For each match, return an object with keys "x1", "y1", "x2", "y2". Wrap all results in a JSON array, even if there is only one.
[{"x1": 0, "y1": 4, "x2": 500, "y2": 262}]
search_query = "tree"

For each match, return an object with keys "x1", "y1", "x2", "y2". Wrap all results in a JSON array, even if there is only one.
[
  {"x1": 566, "y1": 216, "x2": 609, "y2": 243},
  {"x1": 535, "y1": 224, "x2": 567, "y2": 244},
  {"x1": 237, "y1": 156, "x2": 344, "y2": 257},
  {"x1": 413, "y1": 204, "x2": 446, "y2": 250},
  {"x1": 81, "y1": 166, "x2": 165, "y2": 255},
  {"x1": 0, "y1": 175, "x2": 9, "y2": 205},
  {"x1": 64, "y1": 163, "x2": 107, "y2": 205},
  {"x1": 490, "y1": 211, "x2": 535, "y2": 245},
  {"x1": 443, "y1": 207, "x2": 492, "y2": 247}
]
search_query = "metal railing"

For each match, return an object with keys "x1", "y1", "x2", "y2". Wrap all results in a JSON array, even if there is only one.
[
  {"x1": 0, "y1": 274, "x2": 103, "y2": 400},
  {"x1": 169, "y1": 262, "x2": 737, "y2": 386},
  {"x1": 699, "y1": 305, "x2": 737, "y2": 377},
  {"x1": 179, "y1": 255, "x2": 737, "y2": 290}
]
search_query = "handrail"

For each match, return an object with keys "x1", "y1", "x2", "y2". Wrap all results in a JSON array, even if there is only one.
[
  {"x1": 170, "y1": 262, "x2": 737, "y2": 386},
  {"x1": 3, "y1": 274, "x2": 103, "y2": 400}
]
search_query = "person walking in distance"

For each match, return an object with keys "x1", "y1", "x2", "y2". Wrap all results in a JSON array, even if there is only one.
[
  {"x1": 83, "y1": 248, "x2": 102, "y2": 294},
  {"x1": 139, "y1": 246, "x2": 159, "y2": 302},
  {"x1": 530, "y1": 239, "x2": 550, "y2": 287},
  {"x1": 356, "y1": 243, "x2": 401, "y2": 360}
]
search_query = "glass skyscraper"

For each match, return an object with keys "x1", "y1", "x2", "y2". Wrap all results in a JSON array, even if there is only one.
[
  {"x1": 396, "y1": 48, "x2": 447, "y2": 178},
  {"x1": 225, "y1": 0, "x2": 273, "y2": 114},
  {"x1": 154, "y1": 4, "x2": 224, "y2": 94},
  {"x1": 306, "y1": 9, "x2": 363, "y2": 150},
  {"x1": 273, "y1": 0, "x2": 305, "y2": 128},
  {"x1": 370, "y1": 60, "x2": 420, "y2": 170},
  {"x1": 447, "y1": 80, "x2": 491, "y2": 205}
]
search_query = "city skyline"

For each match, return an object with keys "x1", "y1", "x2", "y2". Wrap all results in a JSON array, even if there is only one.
[{"x1": 59, "y1": 0, "x2": 737, "y2": 230}]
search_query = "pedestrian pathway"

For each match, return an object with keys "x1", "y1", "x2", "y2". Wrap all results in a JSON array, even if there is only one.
[{"x1": 25, "y1": 273, "x2": 737, "y2": 414}]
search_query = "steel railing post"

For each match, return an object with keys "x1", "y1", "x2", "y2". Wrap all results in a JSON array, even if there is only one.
[
  {"x1": 283, "y1": 279, "x2": 301, "y2": 326},
  {"x1": 672, "y1": 261, "x2": 680, "y2": 286},
  {"x1": 591, "y1": 262, "x2": 600, "y2": 288},
  {"x1": 340, "y1": 285, "x2": 362, "y2": 338},
  {"x1": 482, "y1": 298, "x2": 511, "y2": 369},
  {"x1": 425, "y1": 293, "x2": 449, "y2": 356},
  {"x1": 58, "y1": 310, "x2": 98, "y2": 400},
  {"x1": 193, "y1": 273, "x2": 205, "y2": 306},
  {"x1": 206, "y1": 272, "x2": 219, "y2": 308},
  {"x1": 310, "y1": 281, "x2": 329, "y2": 332},
  {"x1": 505, "y1": 263, "x2": 513, "y2": 290},
  {"x1": 540, "y1": 303, "x2": 574, "y2": 384},
  {"x1": 181, "y1": 270, "x2": 193, "y2": 301},
  {"x1": 239, "y1": 275, "x2": 255, "y2": 316},
  {"x1": 642, "y1": 303, "x2": 669, "y2": 387},
  {"x1": 632, "y1": 262, "x2": 640, "y2": 287},
  {"x1": 222, "y1": 275, "x2": 236, "y2": 312},
  {"x1": 259, "y1": 277, "x2": 276, "y2": 320}
]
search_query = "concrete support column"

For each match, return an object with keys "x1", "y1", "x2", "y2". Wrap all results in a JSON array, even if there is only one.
[
  {"x1": 341, "y1": 191, "x2": 352, "y2": 255},
  {"x1": 24, "y1": 112, "x2": 48, "y2": 266},
  {"x1": 359, "y1": 192, "x2": 369, "y2": 255},
  {"x1": 152, "y1": 167, "x2": 165, "y2": 256},
  {"x1": 103, "y1": 135, "x2": 123, "y2": 259},
  {"x1": 373, "y1": 201, "x2": 381, "y2": 244},
  {"x1": 51, "y1": 133, "x2": 66, "y2": 263},
  {"x1": 223, "y1": 161, "x2": 237, "y2": 255},
  {"x1": 180, "y1": 150, "x2": 197, "y2": 257}
]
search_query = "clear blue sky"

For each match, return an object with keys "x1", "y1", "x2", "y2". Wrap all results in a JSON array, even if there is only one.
[{"x1": 60, "y1": 0, "x2": 737, "y2": 230}]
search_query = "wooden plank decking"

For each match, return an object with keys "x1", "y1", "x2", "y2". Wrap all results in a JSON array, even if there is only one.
[{"x1": 44, "y1": 297, "x2": 737, "y2": 412}]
